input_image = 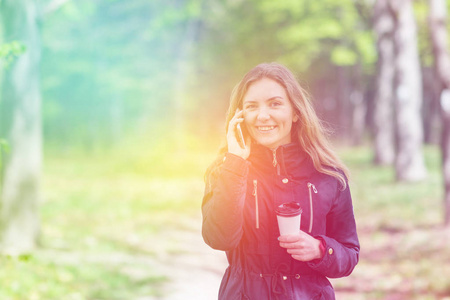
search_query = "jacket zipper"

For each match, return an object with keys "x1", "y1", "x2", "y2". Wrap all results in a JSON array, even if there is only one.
[
  {"x1": 272, "y1": 149, "x2": 280, "y2": 175},
  {"x1": 307, "y1": 182, "x2": 318, "y2": 233},
  {"x1": 272, "y1": 149, "x2": 277, "y2": 167},
  {"x1": 253, "y1": 179, "x2": 259, "y2": 229}
]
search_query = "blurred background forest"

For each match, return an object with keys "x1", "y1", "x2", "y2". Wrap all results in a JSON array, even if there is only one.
[{"x1": 1, "y1": 0, "x2": 450, "y2": 299}]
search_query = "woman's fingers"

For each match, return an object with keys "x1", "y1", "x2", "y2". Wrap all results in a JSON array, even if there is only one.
[
  {"x1": 227, "y1": 108, "x2": 251, "y2": 159},
  {"x1": 279, "y1": 234, "x2": 303, "y2": 250},
  {"x1": 228, "y1": 109, "x2": 244, "y2": 132},
  {"x1": 279, "y1": 232, "x2": 322, "y2": 261},
  {"x1": 278, "y1": 234, "x2": 301, "y2": 243}
]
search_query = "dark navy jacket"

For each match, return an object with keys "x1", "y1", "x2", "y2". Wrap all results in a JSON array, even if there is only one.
[{"x1": 202, "y1": 143, "x2": 360, "y2": 299}]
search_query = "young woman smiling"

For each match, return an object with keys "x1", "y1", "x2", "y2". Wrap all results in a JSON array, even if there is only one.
[{"x1": 202, "y1": 63, "x2": 360, "y2": 299}]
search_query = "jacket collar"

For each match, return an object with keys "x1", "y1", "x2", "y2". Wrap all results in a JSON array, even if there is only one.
[{"x1": 248, "y1": 142, "x2": 315, "y2": 179}]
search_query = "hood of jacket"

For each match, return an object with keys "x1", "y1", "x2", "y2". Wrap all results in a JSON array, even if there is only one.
[{"x1": 248, "y1": 142, "x2": 316, "y2": 180}]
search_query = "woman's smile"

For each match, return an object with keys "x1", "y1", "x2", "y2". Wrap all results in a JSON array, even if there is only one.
[{"x1": 256, "y1": 125, "x2": 276, "y2": 132}]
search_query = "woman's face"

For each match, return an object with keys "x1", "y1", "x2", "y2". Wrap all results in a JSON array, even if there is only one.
[{"x1": 242, "y1": 77, "x2": 298, "y2": 150}]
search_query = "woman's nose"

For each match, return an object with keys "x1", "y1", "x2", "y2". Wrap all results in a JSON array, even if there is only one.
[{"x1": 257, "y1": 108, "x2": 270, "y2": 122}]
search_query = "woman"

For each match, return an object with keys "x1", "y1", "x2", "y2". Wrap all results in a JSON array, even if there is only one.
[{"x1": 202, "y1": 62, "x2": 359, "y2": 299}]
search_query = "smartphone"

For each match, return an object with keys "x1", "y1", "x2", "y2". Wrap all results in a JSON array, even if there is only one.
[{"x1": 236, "y1": 123, "x2": 246, "y2": 148}]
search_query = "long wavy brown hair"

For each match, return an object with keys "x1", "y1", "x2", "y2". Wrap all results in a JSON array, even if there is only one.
[{"x1": 206, "y1": 62, "x2": 349, "y2": 190}]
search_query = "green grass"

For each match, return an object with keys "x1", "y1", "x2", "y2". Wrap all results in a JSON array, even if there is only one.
[
  {"x1": 1, "y1": 140, "x2": 449, "y2": 299},
  {"x1": 0, "y1": 137, "x2": 216, "y2": 300},
  {"x1": 0, "y1": 254, "x2": 165, "y2": 300},
  {"x1": 342, "y1": 146, "x2": 443, "y2": 230}
]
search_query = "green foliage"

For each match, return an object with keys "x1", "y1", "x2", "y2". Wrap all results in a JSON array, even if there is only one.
[
  {"x1": 414, "y1": 0, "x2": 433, "y2": 67},
  {"x1": 40, "y1": 0, "x2": 378, "y2": 150},
  {"x1": 41, "y1": 0, "x2": 201, "y2": 148},
  {"x1": 331, "y1": 46, "x2": 358, "y2": 66},
  {"x1": 0, "y1": 41, "x2": 26, "y2": 67},
  {"x1": 4, "y1": 0, "x2": 379, "y2": 151}
]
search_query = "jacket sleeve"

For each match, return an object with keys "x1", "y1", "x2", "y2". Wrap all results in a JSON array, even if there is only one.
[
  {"x1": 307, "y1": 181, "x2": 360, "y2": 278},
  {"x1": 201, "y1": 153, "x2": 250, "y2": 251}
]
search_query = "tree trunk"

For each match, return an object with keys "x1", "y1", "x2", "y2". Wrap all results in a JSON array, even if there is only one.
[
  {"x1": 373, "y1": 0, "x2": 395, "y2": 165},
  {"x1": 0, "y1": 0, "x2": 42, "y2": 254},
  {"x1": 429, "y1": 0, "x2": 450, "y2": 226},
  {"x1": 422, "y1": 67, "x2": 441, "y2": 145},
  {"x1": 391, "y1": 0, "x2": 427, "y2": 181},
  {"x1": 441, "y1": 91, "x2": 450, "y2": 226},
  {"x1": 350, "y1": 65, "x2": 367, "y2": 146},
  {"x1": 336, "y1": 65, "x2": 352, "y2": 142}
]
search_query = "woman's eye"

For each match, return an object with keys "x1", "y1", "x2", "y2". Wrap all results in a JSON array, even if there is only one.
[
  {"x1": 244, "y1": 105, "x2": 256, "y2": 110},
  {"x1": 271, "y1": 101, "x2": 282, "y2": 107}
]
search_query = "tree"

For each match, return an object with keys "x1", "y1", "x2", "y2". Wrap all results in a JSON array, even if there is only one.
[
  {"x1": 0, "y1": 0, "x2": 42, "y2": 254},
  {"x1": 390, "y1": 0, "x2": 427, "y2": 181},
  {"x1": 373, "y1": 0, "x2": 395, "y2": 165},
  {"x1": 428, "y1": 0, "x2": 450, "y2": 225},
  {"x1": 0, "y1": 139, "x2": 9, "y2": 187},
  {"x1": 0, "y1": 42, "x2": 22, "y2": 181}
]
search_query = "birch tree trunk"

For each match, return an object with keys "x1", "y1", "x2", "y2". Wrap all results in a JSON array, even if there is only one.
[
  {"x1": 350, "y1": 65, "x2": 366, "y2": 146},
  {"x1": 0, "y1": 0, "x2": 42, "y2": 254},
  {"x1": 373, "y1": 0, "x2": 395, "y2": 165},
  {"x1": 336, "y1": 66, "x2": 352, "y2": 142},
  {"x1": 422, "y1": 67, "x2": 441, "y2": 145},
  {"x1": 350, "y1": 89, "x2": 366, "y2": 146},
  {"x1": 390, "y1": 0, "x2": 427, "y2": 181},
  {"x1": 429, "y1": 0, "x2": 450, "y2": 226}
]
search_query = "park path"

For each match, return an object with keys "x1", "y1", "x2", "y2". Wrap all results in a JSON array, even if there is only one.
[{"x1": 154, "y1": 216, "x2": 228, "y2": 300}]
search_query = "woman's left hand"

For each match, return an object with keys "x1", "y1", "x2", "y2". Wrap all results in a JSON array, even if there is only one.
[{"x1": 278, "y1": 231, "x2": 323, "y2": 262}]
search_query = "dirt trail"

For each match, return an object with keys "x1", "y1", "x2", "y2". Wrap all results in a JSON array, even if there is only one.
[{"x1": 154, "y1": 218, "x2": 228, "y2": 300}]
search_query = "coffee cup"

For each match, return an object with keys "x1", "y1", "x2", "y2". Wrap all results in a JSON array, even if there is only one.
[{"x1": 276, "y1": 202, "x2": 302, "y2": 236}]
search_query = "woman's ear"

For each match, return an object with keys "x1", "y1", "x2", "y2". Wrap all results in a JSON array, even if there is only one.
[{"x1": 293, "y1": 114, "x2": 299, "y2": 123}]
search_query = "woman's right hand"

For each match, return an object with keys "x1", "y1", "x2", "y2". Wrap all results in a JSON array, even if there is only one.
[{"x1": 227, "y1": 109, "x2": 251, "y2": 159}]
